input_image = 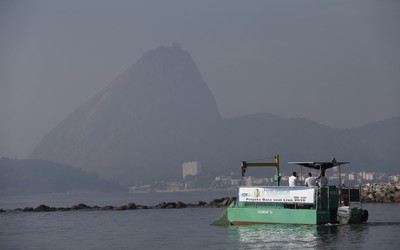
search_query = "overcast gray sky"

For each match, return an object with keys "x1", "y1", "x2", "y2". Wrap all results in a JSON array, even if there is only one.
[{"x1": 1, "y1": 0, "x2": 399, "y2": 158}]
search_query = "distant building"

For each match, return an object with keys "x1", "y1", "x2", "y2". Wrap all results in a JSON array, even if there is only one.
[
  {"x1": 165, "y1": 181, "x2": 183, "y2": 191},
  {"x1": 128, "y1": 185, "x2": 151, "y2": 193},
  {"x1": 231, "y1": 179, "x2": 240, "y2": 186},
  {"x1": 359, "y1": 171, "x2": 374, "y2": 181},
  {"x1": 182, "y1": 161, "x2": 201, "y2": 180},
  {"x1": 243, "y1": 176, "x2": 253, "y2": 186}
]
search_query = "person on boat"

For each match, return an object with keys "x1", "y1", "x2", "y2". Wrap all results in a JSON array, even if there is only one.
[
  {"x1": 305, "y1": 172, "x2": 317, "y2": 187},
  {"x1": 289, "y1": 172, "x2": 299, "y2": 187},
  {"x1": 316, "y1": 170, "x2": 328, "y2": 187}
]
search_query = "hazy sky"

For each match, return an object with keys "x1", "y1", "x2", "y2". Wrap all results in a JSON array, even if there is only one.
[{"x1": 1, "y1": 0, "x2": 399, "y2": 158}]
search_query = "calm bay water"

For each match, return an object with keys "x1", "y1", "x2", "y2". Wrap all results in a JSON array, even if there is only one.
[{"x1": 1, "y1": 191, "x2": 400, "y2": 249}]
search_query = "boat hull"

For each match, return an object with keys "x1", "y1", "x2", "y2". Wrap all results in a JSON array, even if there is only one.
[{"x1": 227, "y1": 206, "x2": 331, "y2": 225}]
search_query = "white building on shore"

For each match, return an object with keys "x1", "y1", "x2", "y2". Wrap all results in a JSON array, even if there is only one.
[{"x1": 182, "y1": 161, "x2": 201, "y2": 180}]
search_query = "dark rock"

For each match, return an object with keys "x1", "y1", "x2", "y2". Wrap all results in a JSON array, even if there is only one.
[
  {"x1": 192, "y1": 201, "x2": 208, "y2": 207},
  {"x1": 166, "y1": 202, "x2": 176, "y2": 209},
  {"x1": 100, "y1": 206, "x2": 114, "y2": 210},
  {"x1": 57, "y1": 207, "x2": 71, "y2": 211},
  {"x1": 126, "y1": 203, "x2": 137, "y2": 209},
  {"x1": 207, "y1": 197, "x2": 236, "y2": 207},
  {"x1": 155, "y1": 202, "x2": 182, "y2": 209},
  {"x1": 71, "y1": 203, "x2": 91, "y2": 210},
  {"x1": 211, "y1": 198, "x2": 225, "y2": 203},
  {"x1": 210, "y1": 198, "x2": 225, "y2": 207},
  {"x1": 0, "y1": 208, "x2": 5, "y2": 213},
  {"x1": 34, "y1": 204, "x2": 52, "y2": 212},
  {"x1": 221, "y1": 198, "x2": 231, "y2": 207},
  {"x1": 23, "y1": 207, "x2": 34, "y2": 212},
  {"x1": 115, "y1": 205, "x2": 127, "y2": 211},
  {"x1": 175, "y1": 201, "x2": 187, "y2": 208},
  {"x1": 155, "y1": 202, "x2": 167, "y2": 209}
]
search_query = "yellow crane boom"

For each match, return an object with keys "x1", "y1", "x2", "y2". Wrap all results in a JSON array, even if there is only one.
[{"x1": 241, "y1": 154, "x2": 281, "y2": 186}]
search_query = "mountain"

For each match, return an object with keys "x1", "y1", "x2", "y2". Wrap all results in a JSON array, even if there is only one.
[
  {"x1": 31, "y1": 44, "x2": 222, "y2": 184},
  {"x1": 31, "y1": 44, "x2": 400, "y2": 185},
  {"x1": 0, "y1": 158, "x2": 125, "y2": 195}
]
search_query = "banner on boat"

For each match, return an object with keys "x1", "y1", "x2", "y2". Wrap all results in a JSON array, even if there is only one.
[{"x1": 238, "y1": 187, "x2": 315, "y2": 204}]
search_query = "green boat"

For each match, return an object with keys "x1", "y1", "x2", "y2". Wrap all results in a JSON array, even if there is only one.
[{"x1": 213, "y1": 154, "x2": 368, "y2": 226}]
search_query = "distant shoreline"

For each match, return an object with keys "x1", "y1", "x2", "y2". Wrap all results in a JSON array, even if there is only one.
[{"x1": 1, "y1": 181, "x2": 399, "y2": 212}]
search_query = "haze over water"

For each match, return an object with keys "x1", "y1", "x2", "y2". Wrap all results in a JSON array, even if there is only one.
[
  {"x1": 1, "y1": 0, "x2": 399, "y2": 158},
  {"x1": 1, "y1": 2, "x2": 399, "y2": 248}
]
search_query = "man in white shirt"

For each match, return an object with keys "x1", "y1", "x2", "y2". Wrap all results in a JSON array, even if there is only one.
[
  {"x1": 317, "y1": 170, "x2": 328, "y2": 187},
  {"x1": 304, "y1": 172, "x2": 317, "y2": 187},
  {"x1": 289, "y1": 172, "x2": 298, "y2": 187}
]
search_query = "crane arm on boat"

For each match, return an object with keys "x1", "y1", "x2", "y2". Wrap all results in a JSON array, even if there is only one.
[{"x1": 241, "y1": 154, "x2": 281, "y2": 186}]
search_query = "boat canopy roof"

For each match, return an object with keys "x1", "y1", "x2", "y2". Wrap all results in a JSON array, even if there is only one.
[{"x1": 288, "y1": 157, "x2": 349, "y2": 170}]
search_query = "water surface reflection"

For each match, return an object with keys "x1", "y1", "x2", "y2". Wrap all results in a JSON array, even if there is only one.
[{"x1": 228, "y1": 223, "x2": 371, "y2": 249}]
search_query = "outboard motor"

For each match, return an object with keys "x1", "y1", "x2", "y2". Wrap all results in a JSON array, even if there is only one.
[{"x1": 337, "y1": 206, "x2": 351, "y2": 224}]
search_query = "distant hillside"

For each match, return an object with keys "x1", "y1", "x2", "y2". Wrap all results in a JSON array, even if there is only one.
[
  {"x1": 351, "y1": 116, "x2": 400, "y2": 174},
  {"x1": 30, "y1": 44, "x2": 400, "y2": 185},
  {"x1": 213, "y1": 113, "x2": 400, "y2": 175},
  {"x1": 0, "y1": 158, "x2": 126, "y2": 195}
]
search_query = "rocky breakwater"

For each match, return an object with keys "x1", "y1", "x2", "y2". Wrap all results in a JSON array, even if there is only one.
[
  {"x1": 0, "y1": 197, "x2": 236, "y2": 213},
  {"x1": 360, "y1": 181, "x2": 400, "y2": 203}
]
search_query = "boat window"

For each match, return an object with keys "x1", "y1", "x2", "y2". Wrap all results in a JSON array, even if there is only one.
[{"x1": 349, "y1": 188, "x2": 360, "y2": 202}]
